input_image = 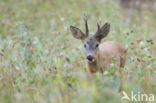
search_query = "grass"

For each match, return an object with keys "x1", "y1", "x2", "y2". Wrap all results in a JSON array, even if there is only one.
[{"x1": 0, "y1": 0, "x2": 156, "y2": 103}]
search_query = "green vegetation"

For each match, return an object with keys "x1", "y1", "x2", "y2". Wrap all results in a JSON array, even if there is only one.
[{"x1": 0, "y1": 0, "x2": 155, "y2": 103}]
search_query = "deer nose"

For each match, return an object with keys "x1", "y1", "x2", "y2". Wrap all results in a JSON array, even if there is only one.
[{"x1": 86, "y1": 55, "x2": 94, "y2": 62}]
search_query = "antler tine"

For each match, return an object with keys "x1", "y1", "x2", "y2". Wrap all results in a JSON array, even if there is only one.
[
  {"x1": 96, "y1": 21, "x2": 101, "y2": 34},
  {"x1": 84, "y1": 14, "x2": 89, "y2": 36},
  {"x1": 95, "y1": 18, "x2": 102, "y2": 35},
  {"x1": 97, "y1": 22, "x2": 100, "y2": 29},
  {"x1": 98, "y1": 17, "x2": 101, "y2": 25}
]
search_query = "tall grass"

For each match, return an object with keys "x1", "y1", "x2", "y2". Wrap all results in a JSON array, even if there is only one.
[{"x1": 0, "y1": 0, "x2": 156, "y2": 103}]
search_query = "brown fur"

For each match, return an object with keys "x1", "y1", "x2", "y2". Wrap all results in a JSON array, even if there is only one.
[{"x1": 86, "y1": 41, "x2": 127, "y2": 75}]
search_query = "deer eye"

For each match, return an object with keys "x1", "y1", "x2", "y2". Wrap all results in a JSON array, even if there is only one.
[
  {"x1": 84, "y1": 44, "x2": 86, "y2": 48},
  {"x1": 95, "y1": 44, "x2": 99, "y2": 48}
]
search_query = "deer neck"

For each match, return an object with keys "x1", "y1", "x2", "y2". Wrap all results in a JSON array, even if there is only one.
[{"x1": 86, "y1": 48, "x2": 102, "y2": 73}]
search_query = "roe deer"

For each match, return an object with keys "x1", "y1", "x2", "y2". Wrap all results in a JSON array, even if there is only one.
[{"x1": 70, "y1": 18, "x2": 127, "y2": 77}]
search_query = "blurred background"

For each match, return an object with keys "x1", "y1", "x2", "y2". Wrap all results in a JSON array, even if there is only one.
[{"x1": 0, "y1": 0, "x2": 156, "y2": 103}]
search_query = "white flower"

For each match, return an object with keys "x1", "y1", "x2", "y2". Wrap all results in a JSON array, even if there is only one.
[
  {"x1": 16, "y1": 66, "x2": 20, "y2": 70},
  {"x1": 133, "y1": 24, "x2": 136, "y2": 28},
  {"x1": 45, "y1": 49, "x2": 49, "y2": 54},
  {"x1": 103, "y1": 71, "x2": 108, "y2": 75},
  {"x1": 144, "y1": 48, "x2": 148, "y2": 51},
  {"x1": 64, "y1": 26, "x2": 68, "y2": 30},
  {"x1": 110, "y1": 63, "x2": 114, "y2": 67},
  {"x1": 60, "y1": 17, "x2": 64, "y2": 21},
  {"x1": 125, "y1": 44, "x2": 129, "y2": 48},
  {"x1": 139, "y1": 41, "x2": 144, "y2": 46}
]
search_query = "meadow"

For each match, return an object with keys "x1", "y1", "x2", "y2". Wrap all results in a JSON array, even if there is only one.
[{"x1": 0, "y1": 0, "x2": 156, "y2": 103}]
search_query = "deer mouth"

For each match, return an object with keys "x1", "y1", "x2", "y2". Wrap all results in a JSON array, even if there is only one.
[
  {"x1": 87, "y1": 59, "x2": 95, "y2": 63},
  {"x1": 86, "y1": 56, "x2": 95, "y2": 62}
]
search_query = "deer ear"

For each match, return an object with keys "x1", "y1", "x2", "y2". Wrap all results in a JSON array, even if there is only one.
[
  {"x1": 70, "y1": 26, "x2": 86, "y2": 40},
  {"x1": 94, "y1": 23, "x2": 110, "y2": 41}
]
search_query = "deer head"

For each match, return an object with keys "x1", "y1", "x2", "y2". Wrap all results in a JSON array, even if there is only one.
[{"x1": 70, "y1": 18, "x2": 110, "y2": 63}]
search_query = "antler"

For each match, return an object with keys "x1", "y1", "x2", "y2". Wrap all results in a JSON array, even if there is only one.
[
  {"x1": 95, "y1": 22, "x2": 101, "y2": 35},
  {"x1": 84, "y1": 14, "x2": 89, "y2": 36}
]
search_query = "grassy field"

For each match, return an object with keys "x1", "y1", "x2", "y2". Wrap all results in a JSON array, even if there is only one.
[{"x1": 0, "y1": 0, "x2": 156, "y2": 103}]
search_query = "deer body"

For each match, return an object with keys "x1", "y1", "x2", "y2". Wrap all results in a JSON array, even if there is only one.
[
  {"x1": 70, "y1": 18, "x2": 127, "y2": 76},
  {"x1": 86, "y1": 41, "x2": 127, "y2": 74}
]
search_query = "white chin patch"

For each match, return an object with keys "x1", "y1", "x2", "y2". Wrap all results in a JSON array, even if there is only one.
[{"x1": 87, "y1": 59, "x2": 95, "y2": 62}]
